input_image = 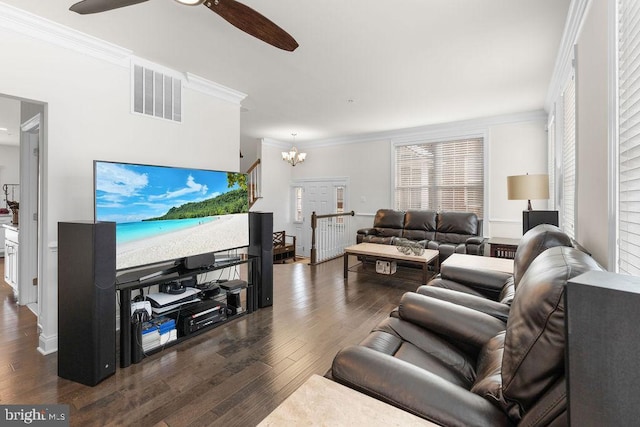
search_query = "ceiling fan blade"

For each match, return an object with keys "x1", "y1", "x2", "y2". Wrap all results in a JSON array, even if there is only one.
[
  {"x1": 69, "y1": 0, "x2": 149, "y2": 15},
  {"x1": 204, "y1": 0, "x2": 298, "y2": 52}
]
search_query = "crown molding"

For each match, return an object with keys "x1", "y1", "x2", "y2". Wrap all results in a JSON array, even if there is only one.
[
  {"x1": 0, "y1": 2, "x2": 131, "y2": 66},
  {"x1": 0, "y1": 2, "x2": 246, "y2": 105},
  {"x1": 544, "y1": 0, "x2": 591, "y2": 111},
  {"x1": 185, "y1": 73, "x2": 247, "y2": 105},
  {"x1": 297, "y1": 110, "x2": 547, "y2": 149}
]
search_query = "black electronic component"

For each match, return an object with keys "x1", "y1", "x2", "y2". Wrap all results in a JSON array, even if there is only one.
[
  {"x1": 221, "y1": 279, "x2": 247, "y2": 315},
  {"x1": 249, "y1": 212, "x2": 273, "y2": 308},
  {"x1": 167, "y1": 300, "x2": 227, "y2": 337},
  {"x1": 160, "y1": 281, "x2": 186, "y2": 294},
  {"x1": 58, "y1": 221, "x2": 116, "y2": 386}
]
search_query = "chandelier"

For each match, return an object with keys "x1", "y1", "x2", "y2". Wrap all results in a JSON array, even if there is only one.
[{"x1": 282, "y1": 133, "x2": 306, "y2": 166}]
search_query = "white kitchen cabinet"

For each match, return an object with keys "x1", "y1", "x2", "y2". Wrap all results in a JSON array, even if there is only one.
[
  {"x1": 3, "y1": 225, "x2": 18, "y2": 298},
  {"x1": 0, "y1": 215, "x2": 12, "y2": 257}
]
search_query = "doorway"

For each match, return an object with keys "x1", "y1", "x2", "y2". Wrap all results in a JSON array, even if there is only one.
[
  {"x1": 291, "y1": 178, "x2": 348, "y2": 258},
  {"x1": 19, "y1": 113, "x2": 41, "y2": 311},
  {"x1": 0, "y1": 95, "x2": 45, "y2": 330}
]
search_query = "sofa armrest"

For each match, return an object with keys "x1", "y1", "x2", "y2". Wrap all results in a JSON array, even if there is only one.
[
  {"x1": 415, "y1": 285, "x2": 511, "y2": 322},
  {"x1": 466, "y1": 236, "x2": 486, "y2": 245},
  {"x1": 398, "y1": 292, "x2": 506, "y2": 349},
  {"x1": 440, "y1": 265, "x2": 512, "y2": 297},
  {"x1": 332, "y1": 346, "x2": 511, "y2": 427},
  {"x1": 356, "y1": 227, "x2": 378, "y2": 236},
  {"x1": 518, "y1": 377, "x2": 567, "y2": 426},
  {"x1": 465, "y1": 236, "x2": 487, "y2": 256}
]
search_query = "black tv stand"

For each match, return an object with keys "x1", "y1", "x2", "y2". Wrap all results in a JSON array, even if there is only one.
[{"x1": 116, "y1": 254, "x2": 258, "y2": 368}]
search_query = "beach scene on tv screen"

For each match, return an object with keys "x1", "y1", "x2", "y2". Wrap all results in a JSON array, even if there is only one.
[{"x1": 95, "y1": 161, "x2": 249, "y2": 270}]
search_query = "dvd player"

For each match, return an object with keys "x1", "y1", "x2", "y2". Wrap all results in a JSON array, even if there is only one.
[{"x1": 168, "y1": 300, "x2": 227, "y2": 337}]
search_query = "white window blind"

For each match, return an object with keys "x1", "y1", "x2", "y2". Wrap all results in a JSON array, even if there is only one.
[
  {"x1": 562, "y1": 75, "x2": 576, "y2": 239},
  {"x1": 395, "y1": 137, "x2": 484, "y2": 218},
  {"x1": 618, "y1": 0, "x2": 640, "y2": 275},
  {"x1": 336, "y1": 186, "x2": 345, "y2": 224},
  {"x1": 548, "y1": 113, "x2": 557, "y2": 210},
  {"x1": 294, "y1": 187, "x2": 303, "y2": 222}
]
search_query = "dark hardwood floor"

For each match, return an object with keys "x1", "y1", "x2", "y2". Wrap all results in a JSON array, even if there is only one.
[{"x1": 0, "y1": 256, "x2": 419, "y2": 426}]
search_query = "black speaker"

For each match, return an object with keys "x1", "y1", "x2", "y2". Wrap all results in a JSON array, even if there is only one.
[
  {"x1": 522, "y1": 210, "x2": 559, "y2": 234},
  {"x1": 184, "y1": 252, "x2": 215, "y2": 270},
  {"x1": 566, "y1": 271, "x2": 640, "y2": 425},
  {"x1": 249, "y1": 212, "x2": 273, "y2": 308},
  {"x1": 58, "y1": 221, "x2": 116, "y2": 386}
]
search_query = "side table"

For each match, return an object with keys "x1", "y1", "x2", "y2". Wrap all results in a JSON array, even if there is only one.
[{"x1": 487, "y1": 237, "x2": 520, "y2": 259}]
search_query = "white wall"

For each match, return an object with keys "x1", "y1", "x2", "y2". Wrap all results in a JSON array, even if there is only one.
[
  {"x1": 258, "y1": 112, "x2": 549, "y2": 241},
  {"x1": 0, "y1": 144, "x2": 19, "y2": 206},
  {"x1": 488, "y1": 119, "x2": 549, "y2": 237},
  {"x1": 251, "y1": 141, "x2": 293, "y2": 233},
  {"x1": 575, "y1": 0, "x2": 609, "y2": 267},
  {"x1": 293, "y1": 138, "x2": 392, "y2": 232},
  {"x1": 0, "y1": 17, "x2": 242, "y2": 353}
]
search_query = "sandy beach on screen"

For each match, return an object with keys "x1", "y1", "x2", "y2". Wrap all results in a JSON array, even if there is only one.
[{"x1": 117, "y1": 213, "x2": 249, "y2": 269}]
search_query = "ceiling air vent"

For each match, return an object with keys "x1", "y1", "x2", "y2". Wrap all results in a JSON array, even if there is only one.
[{"x1": 132, "y1": 64, "x2": 182, "y2": 123}]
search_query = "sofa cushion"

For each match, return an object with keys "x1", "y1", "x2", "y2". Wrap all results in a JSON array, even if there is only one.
[
  {"x1": 471, "y1": 331, "x2": 505, "y2": 405},
  {"x1": 427, "y1": 242, "x2": 465, "y2": 260},
  {"x1": 361, "y1": 236, "x2": 397, "y2": 245},
  {"x1": 373, "y1": 209, "x2": 405, "y2": 237},
  {"x1": 402, "y1": 210, "x2": 437, "y2": 241},
  {"x1": 434, "y1": 212, "x2": 479, "y2": 245},
  {"x1": 513, "y1": 224, "x2": 573, "y2": 288},
  {"x1": 437, "y1": 211, "x2": 479, "y2": 235},
  {"x1": 365, "y1": 317, "x2": 477, "y2": 388},
  {"x1": 500, "y1": 246, "x2": 603, "y2": 421}
]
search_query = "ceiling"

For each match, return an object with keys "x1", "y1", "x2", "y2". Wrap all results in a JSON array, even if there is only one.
[{"x1": 0, "y1": 0, "x2": 569, "y2": 145}]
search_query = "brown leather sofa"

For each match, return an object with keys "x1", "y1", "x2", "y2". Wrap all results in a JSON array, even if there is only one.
[
  {"x1": 330, "y1": 246, "x2": 603, "y2": 426},
  {"x1": 418, "y1": 224, "x2": 574, "y2": 321},
  {"x1": 357, "y1": 209, "x2": 486, "y2": 262}
]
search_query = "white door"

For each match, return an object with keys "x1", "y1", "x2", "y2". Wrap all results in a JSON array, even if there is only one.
[{"x1": 292, "y1": 179, "x2": 347, "y2": 258}]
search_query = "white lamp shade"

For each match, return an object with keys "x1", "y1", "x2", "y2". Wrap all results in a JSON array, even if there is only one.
[{"x1": 507, "y1": 174, "x2": 550, "y2": 200}]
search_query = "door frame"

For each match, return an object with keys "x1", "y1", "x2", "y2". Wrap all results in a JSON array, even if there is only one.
[{"x1": 18, "y1": 113, "x2": 40, "y2": 307}]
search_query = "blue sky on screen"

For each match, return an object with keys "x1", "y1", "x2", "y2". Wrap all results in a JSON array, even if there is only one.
[{"x1": 95, "y1": 162, "x2": 237, "y2": 223}]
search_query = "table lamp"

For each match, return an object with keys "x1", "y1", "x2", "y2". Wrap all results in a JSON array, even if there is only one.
[{"x1": 507, "y1": 174, "x2": 558, "y2": 234}]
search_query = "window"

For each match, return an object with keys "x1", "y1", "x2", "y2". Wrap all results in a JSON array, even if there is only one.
[
  {"x1": 294, "y1": 187, "x2": 303, "y2": 222},
  {"x1": 394, "y1": 137, "x2": 484, "y2": 218},
  {"x1": 335, "y1": 186, "x2": 345, "y2": 224},
  {"x1": 562, "y1": 75, "x2": 576, "y2": 239},
  {"x1": 617, "y1": 0, "x2": 640, "y2": 274}
]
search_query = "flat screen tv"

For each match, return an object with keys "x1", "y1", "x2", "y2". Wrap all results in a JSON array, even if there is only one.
[{"x1": 94, "y1": 160, "x2": 249, "y2": 271}]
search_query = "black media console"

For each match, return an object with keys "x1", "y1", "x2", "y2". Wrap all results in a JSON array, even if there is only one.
[
  {"x1": 115, "y1": 254, "x2": 259, "y2": 368},
  {"x1": 58, "y1": 212, "x2": 274, "y2": 383}
]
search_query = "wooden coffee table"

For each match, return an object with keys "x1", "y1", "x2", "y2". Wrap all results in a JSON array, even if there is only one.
[{"x1": 344, "y1": 243, "x2": 440, "y2": 285}]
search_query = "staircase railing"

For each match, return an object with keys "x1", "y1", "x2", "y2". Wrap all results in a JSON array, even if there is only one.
[
  {"x1": 247, "y1": 159, "x2": 261, "y2": 208},
  {"x1": 310, "y1": 210, "x2": 355, "y2": 265}
]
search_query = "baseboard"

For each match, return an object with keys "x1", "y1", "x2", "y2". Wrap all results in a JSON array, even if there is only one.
[{"x1": 37, "y1": 332, "x2": 58, "y2": 355}]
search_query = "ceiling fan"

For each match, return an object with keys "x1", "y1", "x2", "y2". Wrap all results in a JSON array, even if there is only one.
[{"x1": 68, "y1": 0, "x2": 299, "y2": 51}]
